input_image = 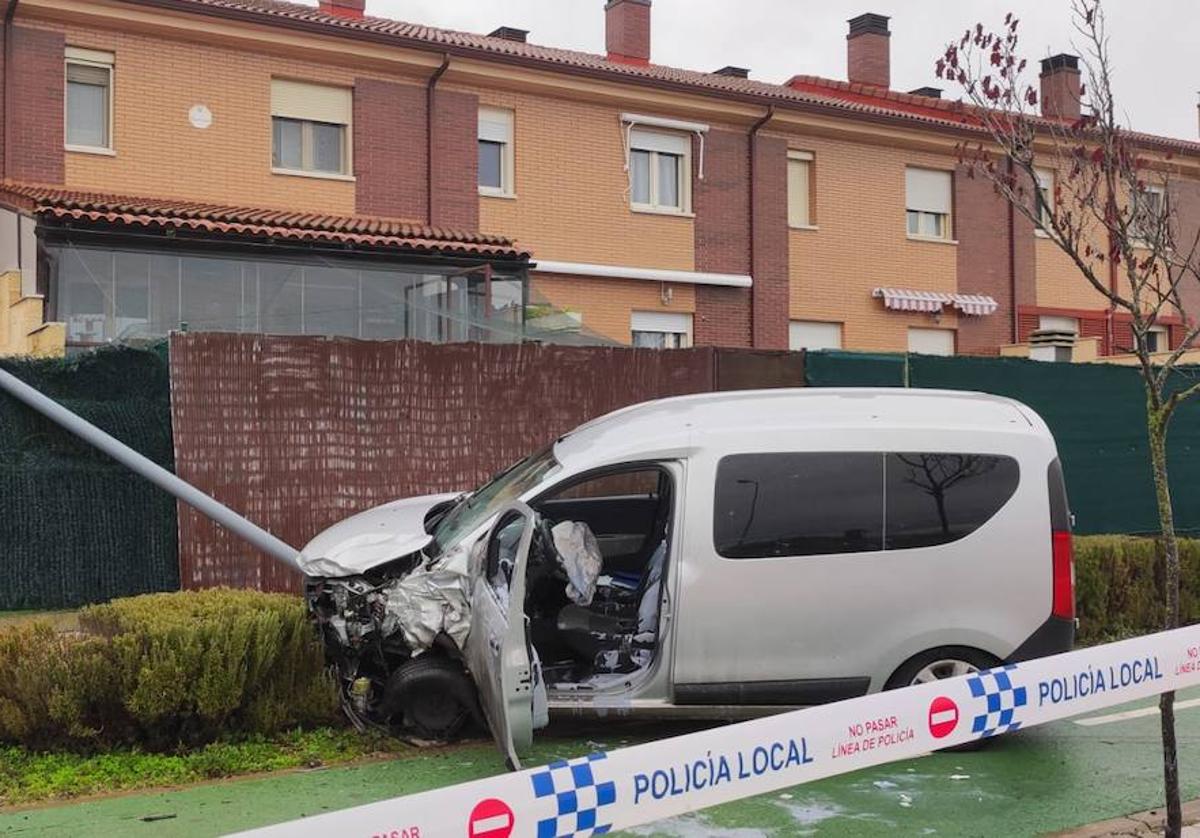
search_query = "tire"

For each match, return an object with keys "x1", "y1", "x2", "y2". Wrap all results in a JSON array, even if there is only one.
[
  {"x1": 884, "y1": 646, "x2": 1002, "y2": 752},
  {"x1": 382, "y1": 656, "x2": 480, "y2": 741}
]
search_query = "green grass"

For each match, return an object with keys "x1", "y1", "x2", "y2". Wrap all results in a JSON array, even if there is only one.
[
  {"x1": 0, "y1": 610, "x2": 77, "y2": 631},
  {"x1": 0, "y1": 727, "x2": 411, "y2": 806}
]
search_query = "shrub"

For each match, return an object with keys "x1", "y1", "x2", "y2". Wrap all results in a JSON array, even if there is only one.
[
  {"x1": 1074, "y1": 535, "x2": 1200, "y2": 645},
  {"x1": 0, "y1": 589, "x2": 339, "y2": 750}
]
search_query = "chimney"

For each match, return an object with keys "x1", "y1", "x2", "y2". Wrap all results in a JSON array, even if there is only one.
[
  {"x1": 489, "y1": 26, "x2": 529, "y2": 43},
  {"x1": 1040, "y1": 54, "x2": 1082, "y2": 121},
  {"x1": 319, "y1": 0, "x2": 365, "y2": 19},
  {"x1": 847, "y1": 12, "x2": 890, "y2": 89},
  {"x1": 606, "y1": 0, "x2": 651, "y2": 66},
  {"x1": 714, "y1": 65, "x2": 750, "y2": 79}
]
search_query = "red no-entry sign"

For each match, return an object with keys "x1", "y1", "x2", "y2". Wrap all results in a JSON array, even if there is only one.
[
  {"x1": 467, "y1": 798, "x2": 515, "y2": 838},
  {"x1": 928, "y1": 695, "x2": 960, "y2": 738}
]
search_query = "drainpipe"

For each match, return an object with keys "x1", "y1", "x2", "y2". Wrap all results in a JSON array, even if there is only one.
[
  {"x1": 1107, "y1": 209, "x2": 1118, "y2": 355},
  {"x1": 0, "y1": 367, "x2": 303, "y2": 571},
  {"x1": 747, "y1": 106, "x2": 774, "y2": 348},
  {"x1": 426, "y1": 53, "x2": 450, "y2": 227},
  {"x1": 2, "y1": 0, "x2": 20, "y2": 181},
  {"x1": 1007, "y1": 157, "x2": 1019, "y2": 344}
]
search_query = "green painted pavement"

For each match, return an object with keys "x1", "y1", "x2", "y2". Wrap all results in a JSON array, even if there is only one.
[{"x1": 2, "y1": 688, "x2": 1197, "y2": 837}]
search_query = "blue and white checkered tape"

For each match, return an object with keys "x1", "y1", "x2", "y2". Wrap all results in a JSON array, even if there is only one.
[
  {"x1": 967, "y1": 664, "x2": 1029, "y2": 737},
  {"x1": 530, "y1": 752, "x2": 617, "y2": 838}
]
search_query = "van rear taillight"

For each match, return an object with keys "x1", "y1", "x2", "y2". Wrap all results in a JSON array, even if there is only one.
[
  {"x1": 1047, "y1": 458, "x2": 1074, "y2": 621},
  {"x1": 1051, "y1": 530, "x2": 1075, "y2": 620}
]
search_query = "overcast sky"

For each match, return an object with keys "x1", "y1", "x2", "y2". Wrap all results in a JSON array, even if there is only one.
[{"x1": 345, "y1": 0, "x2": 1197, "y2": 141}]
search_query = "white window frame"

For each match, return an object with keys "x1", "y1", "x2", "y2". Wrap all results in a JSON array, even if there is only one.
[
  {"x1": 64, "y1": 47, "x2": 115, "y2": 155},
  {"x1": 907, "y1": 327, "x2": 956, "y2": 356},
  {"x1": 630, "y1": 310, "x2": 693, "y2": 348},
  {"x1": 789, "y1": 320, "x2": 841, "y2": 350},
  {"x1": 1039, "y1": 315, "x2": 1079, "y2": 335},
  {"x1": 1035, "y1": 167, "x2": 1055, "y2": 234},
  {"x1": 270, "y1": 79, "x2": 353, "y2": 180},
  {"x1": 788, "y1": 150, "x2": 816, "y2": 229},
  {"x1": 1132, "y1": 184, "x2": 1164, "y2": 246},
  {"x1": 1145, "y1": 324, "x2": 1169, "y2": 354},
  {"x1": 478, "y1": 106, "x2": 515, "y2": 198},
  {"x1": 627, "y1": 128, "x2": 692, "y2": 216},
  {"x1": 905, "y1": 167, "x2": 954, "y2": 242}
]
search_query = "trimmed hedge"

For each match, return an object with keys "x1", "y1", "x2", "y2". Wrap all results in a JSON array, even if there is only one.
[
  {"x1": 1075, "y1": 535, "x2": 1200, "y2": 645},
  {"x1": 0, "y1": 589, "x2": 338, "y2": 751}
]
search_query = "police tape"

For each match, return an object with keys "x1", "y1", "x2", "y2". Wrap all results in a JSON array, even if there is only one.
[{"x1": 231, "y1": 625, "x2": 1200, "y2": 838}]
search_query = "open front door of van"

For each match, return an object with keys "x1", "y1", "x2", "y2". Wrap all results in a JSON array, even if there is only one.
[{"x1": 463, "y1": 501, "x2": 543, "y2": 770}]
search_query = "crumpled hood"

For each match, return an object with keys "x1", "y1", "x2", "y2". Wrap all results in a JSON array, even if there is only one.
[{"x1": 297, "y1": 492, "x2": 460, "y2": 577}]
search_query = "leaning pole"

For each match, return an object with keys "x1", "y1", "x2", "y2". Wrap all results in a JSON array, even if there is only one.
[{"x1": 0, "y1": 366, "x2": 302, "y2": 571}]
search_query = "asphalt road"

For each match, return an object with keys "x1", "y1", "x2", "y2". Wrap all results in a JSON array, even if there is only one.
[{"x1": 1, "y1": 687, "x2": 1197, "y2": 837}]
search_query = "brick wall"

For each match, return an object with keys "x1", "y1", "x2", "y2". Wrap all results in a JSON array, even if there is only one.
[
  {"x1": 0, "y1": 24, "x2": 5, "y2": 178},
  {"x1": 751, "y1": 133, "x2": 789, "y2": 349},
  {"x1": 847, "y1": 32, "x2": 889, "y2": 89},
  {"x1": 604, "y1": 0, "x2": 651, "y2": 64},
  {"x1": 353, "y1": 78, "x2": 427, "y2": 220},
  {"x1": 476, "y1": 86, "x2": 695, "y2": 270},
  {"x1": 693, "y1": 128, "x2": 751, "y2": 347},
  {"x1": 532, "y1": 273, "x2": 695, "y2": 345},
  {"x1": 55, "y1": 20, "x2": 370, "y2": 213},
  {"x1": 1170, "y1": 177, "x2": 1200, "y2": 325},
  {"x1": 6, "y1": 26, "x2": 65, "y2": 184},
  {"x1": 430, "y1": 89, "x2": 478, "y2": 230},
  {"x1": 787, "y1": 133, "x2": 959, "y2": 352},
  {"x1": 955, "y1": 163, "x2": 1029, "y2": 353}
]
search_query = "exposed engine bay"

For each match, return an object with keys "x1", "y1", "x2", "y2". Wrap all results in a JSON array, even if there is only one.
[{"x1": 304, "y1": 465, "x2": 673, "y2": 740}]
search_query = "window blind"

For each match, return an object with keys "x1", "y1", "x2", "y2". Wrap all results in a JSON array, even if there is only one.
[
  {"x1": 271, "y1": 79, "x2": 351, "y2": 125},
  {"x1": 905, "y1": 168, "x2": 952, "y2": 214}
]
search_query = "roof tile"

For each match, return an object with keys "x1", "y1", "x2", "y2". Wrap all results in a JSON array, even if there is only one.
[
  {"x1": 0, "y1": 182, "x2": 529, "y2": 259},
  {"x1": 140, "y1": 0, "x2": 1200, "y2": 155}
]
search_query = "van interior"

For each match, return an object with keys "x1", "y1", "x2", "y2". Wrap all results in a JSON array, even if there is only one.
[{"x1": 524, "y1": 466, "x2": 672, "y2": 690}]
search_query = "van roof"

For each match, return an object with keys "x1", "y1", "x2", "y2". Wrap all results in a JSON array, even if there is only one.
[{"x1": 554, "y1": 388, "x2": 1049, "y2": 466}]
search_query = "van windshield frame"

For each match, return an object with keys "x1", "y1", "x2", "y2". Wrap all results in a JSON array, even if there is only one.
[{"x1": 431, "y1": 445, "x2": 560, "y2": 556}]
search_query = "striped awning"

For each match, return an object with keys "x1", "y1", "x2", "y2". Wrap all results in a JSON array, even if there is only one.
[
  {"x1": 872, "y1": 288, "x2": 998, "y2": 317},
  {"x1": 872, "y1": 287, "x2": 954, "y2": 313},
  {"x1": 951, "y1": 294, "x2": 1000, "y2": 316}
]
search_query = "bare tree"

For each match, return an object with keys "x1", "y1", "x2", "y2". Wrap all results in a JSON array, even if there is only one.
[{"x1": 937, "y1": 2, "x2": 1199, "y2": 833}]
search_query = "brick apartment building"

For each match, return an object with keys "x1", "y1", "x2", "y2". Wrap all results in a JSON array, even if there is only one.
[{"x1": 1, "y1": 0, "x2": 1198, "y2": 356}]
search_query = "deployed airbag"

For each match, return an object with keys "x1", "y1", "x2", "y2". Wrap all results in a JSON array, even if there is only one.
[{"x1": 551, "y1": 520, "x2": 603, "y2": 605}]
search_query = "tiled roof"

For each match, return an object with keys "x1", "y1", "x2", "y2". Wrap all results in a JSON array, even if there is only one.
[
  {"x1": 135, "y1": 0, "x2": 1200, "y2": 155},
  {"x1": 0, "y1": 183, "x2": 529, "y2": 259}
]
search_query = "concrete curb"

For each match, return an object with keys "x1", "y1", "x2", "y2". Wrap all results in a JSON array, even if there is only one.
[{"x1": 1047, "y1": 799, "x2": 1200, "y2": 837}]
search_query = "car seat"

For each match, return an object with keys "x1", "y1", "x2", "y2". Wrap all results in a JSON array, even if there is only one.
[{"x1": 554, "y1": 538, "x2": 667, "y2": 670}]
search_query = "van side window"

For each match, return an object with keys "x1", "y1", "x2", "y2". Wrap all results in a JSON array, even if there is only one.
[
  {"x1": 884, "y1": 453, "x2": 1019, "y2": 549},
  {"x1": 487, "y1": 510, "x2": 527, "y2": 592},
  {"x1": 714, "y1": 453, "x2": 884, "y2": 558}
]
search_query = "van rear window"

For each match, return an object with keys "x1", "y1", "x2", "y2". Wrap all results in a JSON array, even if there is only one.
[
  {"x1": 884, "y1": 453, "x2": 1019, "y2": 550},
  {"x1": 714, "y1": 452, "x2": 1019, "y2": 559}
]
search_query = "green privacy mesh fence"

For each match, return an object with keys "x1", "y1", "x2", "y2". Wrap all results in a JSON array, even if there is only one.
[
  {"x1": 0, "y1": 344, "x2": 178, "y2": 610},
  {"x1": 805, "y1": 350, "x2": 1200, "y2": 537}
]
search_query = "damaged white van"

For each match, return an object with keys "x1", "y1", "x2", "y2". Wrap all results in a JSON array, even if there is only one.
[{"x1": 300, "y1": 388, "x2": 1075, "y2": 768}]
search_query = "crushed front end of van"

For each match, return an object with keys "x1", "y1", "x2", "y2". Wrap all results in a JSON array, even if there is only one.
[
  {"x1": 300, "y1": 492, "x2": 485, "y2": 737},
  {"x1": 299, "y1": 445, "x2": 565, "y2": 741}
]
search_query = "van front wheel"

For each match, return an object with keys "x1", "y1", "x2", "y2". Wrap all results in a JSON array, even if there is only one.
[{"x1": 382, "y1": 656, "x2": 480, "y2": 741}]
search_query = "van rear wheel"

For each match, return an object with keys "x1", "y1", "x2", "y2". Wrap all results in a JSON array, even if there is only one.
[{"x1": 885, "y1": 647, "x2": 1001, "y2": 752}]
